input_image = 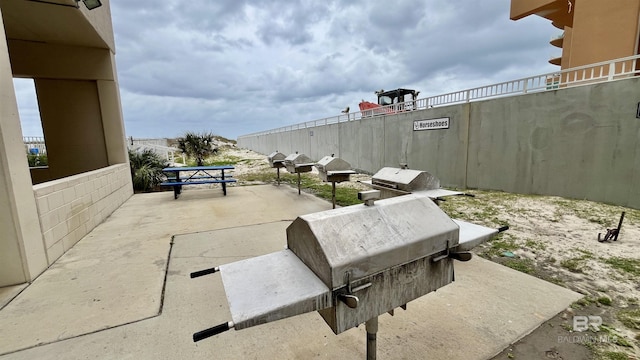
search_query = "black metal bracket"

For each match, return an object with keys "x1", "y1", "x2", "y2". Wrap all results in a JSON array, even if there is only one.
[
  {"x1": 598, "y1": 212, "x2": 625, "y2": 242},
  {"x1": 432, "y1": 240, "x2": 473, "y2": 262}
]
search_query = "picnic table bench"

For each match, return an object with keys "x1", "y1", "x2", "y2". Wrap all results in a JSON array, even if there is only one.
[{"x1": 161, "y1": 165, "x2": 236, "y2": 199}]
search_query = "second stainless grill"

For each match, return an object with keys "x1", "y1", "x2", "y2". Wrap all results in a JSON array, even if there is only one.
[
  {"x1": 314, "y1": 155, "x2": 356, "y2": 208},
  {"x1": 284, "y1": 152, "x2": 315, "y2": 194}
]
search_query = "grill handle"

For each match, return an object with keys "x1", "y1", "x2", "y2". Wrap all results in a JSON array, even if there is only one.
[
  {"x1": 449, "y1": 251, "x2": 472, "y2": 262},
  {"x1": 190, "y1": 267, "x2": 220, "y2": 278},
  {"x1": 193, "y1": 321, "x2": 234, "y2": 342}
]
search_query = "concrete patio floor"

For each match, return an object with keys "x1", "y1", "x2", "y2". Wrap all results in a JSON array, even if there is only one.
[{"x1": 0, "y1": 184, "x2": 581, "y2": 359}]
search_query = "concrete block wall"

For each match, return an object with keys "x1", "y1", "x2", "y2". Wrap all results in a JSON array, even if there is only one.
[
  {"x1": 33, "y1": 163, "x2": 133, "y2": 264},
  {"x1": 238, "y1": 77, "x2": 640, "y2": 209}
]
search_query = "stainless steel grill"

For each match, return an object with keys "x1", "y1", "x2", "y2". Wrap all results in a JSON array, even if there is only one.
[
  {"x1": 363, "y1": 166, "x2": 467, "y2": 201},
  {"x1": 314, "y1": 155, "x2": 356, "y2": 208},
  {"x1": 191, "y1": 191, "x2": 506, "y2": 358},
  {"x1": 267, "y1": 151, "x2": 286, "y2": 185},
  {"x1": 315, "y1": 155, "x2": 354, "y2": 182},
  {"x1": 267, "y1": 151, "x2": 286, "y2": 168},
  {"x1": 284, "y1": 152, "x2": 315, "y2": 194},
  {"x1": 284, "y1": 152, "x2": 314, "y2": 174}
]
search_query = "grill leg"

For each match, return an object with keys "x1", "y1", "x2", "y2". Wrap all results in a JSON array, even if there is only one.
[
  {"x1": 332, "y1": 182, "x2": 336, "y2": 209},
  {"x1": 297, "y1": 173, "x2": 301, "y2": 195},
  {"x1": 366, "y1": 317, "x2": 378, "y2": 360}
]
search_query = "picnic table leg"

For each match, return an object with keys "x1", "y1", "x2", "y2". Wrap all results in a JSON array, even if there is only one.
[
  {"x1": 221, "y1": 170, "x2": 227, "y2": 196},
  {"x1": 175, "y1": 178, "x2": 182, "y2": 199}
]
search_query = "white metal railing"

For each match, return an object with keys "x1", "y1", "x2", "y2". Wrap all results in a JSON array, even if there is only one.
[
  {"x1": 239, "y1": 54, "x2": 640, "y2": 138},
  {"x1": 128, "y1": 142, "x2": 185, "y2": 164},
  {"x1": 23, "y1": 136, "x2": 47, "y2": 155}
]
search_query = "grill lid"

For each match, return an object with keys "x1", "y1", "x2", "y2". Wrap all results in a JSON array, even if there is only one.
[
  {"x1": 362, "y1": 167, "x2": 464, "y2": 199},
  {"x1": 315, "y1": 156, "x2": 351, "y2": 172},
  {"x1": 315, "y1": 155, "x2": 356, "y2": 182},
  {"x1": 284, "y1": 153, "x2": 314, "y2": 173},
  {"x1": 371, "y1": 167, "x2": 440, "y2": 192},
  {"x1": 267, "y1": 151, "x2": 286, "y2": 168},
  {"x1": 286, "y1": 194, "x2": 458, "y2": 289}
]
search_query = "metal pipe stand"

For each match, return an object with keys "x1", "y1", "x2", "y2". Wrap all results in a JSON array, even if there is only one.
[
  {"x1": 332, "y1": 181, "x2": 336, "y2": 209},
  {"x1": 366, "y1": 316, "x2": 378, "y2": 360}
]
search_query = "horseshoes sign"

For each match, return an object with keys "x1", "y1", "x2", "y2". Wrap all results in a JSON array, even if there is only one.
[{"x1": 413, "y1": 117, "x2": 450, "y2": 131}]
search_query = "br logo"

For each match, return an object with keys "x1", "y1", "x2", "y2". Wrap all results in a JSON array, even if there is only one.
[{"x1": 573, "y1": 315, "x2": 602, "y2": 332}]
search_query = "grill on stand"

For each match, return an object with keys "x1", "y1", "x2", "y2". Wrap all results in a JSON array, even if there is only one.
[
  {"x1": 284, "y1": 152, "x2": 315, "y2": 194},
  {"x1": 191, "y1": 190, "x2": 507, "y2": 359},
  {"x1": 314, "y1": 155, "x2": 356, "y2": 208},
  {"x1": 362, "y1": 166, "x2": 470, "y2": 203},
  {"x1": 267, "y1": 151, "x2": 286, "y2": 185}
]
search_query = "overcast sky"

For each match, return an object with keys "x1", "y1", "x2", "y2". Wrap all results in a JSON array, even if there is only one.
[{"x1": 15, "y1": 0, "x2": 558, "y2": 140}]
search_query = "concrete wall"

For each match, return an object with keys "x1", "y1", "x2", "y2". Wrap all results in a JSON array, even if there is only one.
[
  {"x1": 238, "y1": 77, "x2": 640, "y2": 209},
  {"x1": 33, "y1": 164, "x2": 131, "y2": 265}
]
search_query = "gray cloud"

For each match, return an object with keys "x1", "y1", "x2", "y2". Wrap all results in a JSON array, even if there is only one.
[{"x1": 17, "y1": 0, "x2": 558, "y2": 139}]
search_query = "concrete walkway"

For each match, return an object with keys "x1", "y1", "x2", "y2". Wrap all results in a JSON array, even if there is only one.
[{"x1": 0, "y1": 185, "x2": 581, "y2": 359}]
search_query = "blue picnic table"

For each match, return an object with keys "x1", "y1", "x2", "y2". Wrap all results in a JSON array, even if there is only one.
[{"x1": 161, "y1": 165, "x2": 236, "y2": 199}]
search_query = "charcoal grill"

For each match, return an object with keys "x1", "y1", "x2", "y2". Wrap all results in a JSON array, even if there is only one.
[
  {"x1": 284, "y1": 152, "x2": 315, "y2": 194},
  {"x1": 267, "y1": 151, "x2": 286, "y2": 185},
  {"x1": 191, "y1": 191, "x2": 506, "y2": 359},
  {"x1": 362, "y1": 166, "x2": 469, "y2": 202},
  {"x1": 314, "y1": 155, "x2": 356, "y2": 208}
]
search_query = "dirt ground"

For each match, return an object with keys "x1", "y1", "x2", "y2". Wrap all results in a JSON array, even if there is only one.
[{"x1": 200, "y1": 145, "x2": 640, "y2": 360}]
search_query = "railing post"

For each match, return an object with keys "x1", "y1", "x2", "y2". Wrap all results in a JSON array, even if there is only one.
[
  {"x1": 465, "y1": 90, "x2": 470, "y2": 102},
  {"x1": 608, "y1": 61, "x2": 615, "y2": 80}
]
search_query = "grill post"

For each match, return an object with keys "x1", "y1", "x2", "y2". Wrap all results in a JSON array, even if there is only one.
[
  {"x1": 332, "y1": 181, "x2": 336, "y2": 209},
  {"x1": 366, "y1": 316, "x2": 378, "y2": 360},
  {"x1": 297, "y1": 173, "x2": 301, "y2": 195},
  {"x1": 276, "y1": 167, "x2": 280, "y2": 185}
]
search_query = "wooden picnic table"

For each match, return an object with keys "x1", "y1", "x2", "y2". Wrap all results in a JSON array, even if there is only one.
[{"x1": 161, "y1": 165, "x2": 236, "y2": 199}]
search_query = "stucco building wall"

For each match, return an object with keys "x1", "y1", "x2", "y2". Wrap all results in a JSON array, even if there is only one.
[{"x1": 0, "y1": 0, "x2": 132, "y2": 286}]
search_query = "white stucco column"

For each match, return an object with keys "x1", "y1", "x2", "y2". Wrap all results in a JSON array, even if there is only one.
[{"x1": 0, "y1": 7, "x2": 48, "y2": 286}]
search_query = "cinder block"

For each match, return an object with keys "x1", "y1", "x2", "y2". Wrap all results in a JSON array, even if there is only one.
[
  {"x1": 48, "y1": 191, "x2": 65, "y2": 211},
  {"x1": 36, "y1": 196, "x2": 49, "y2": 213},
  {"x1": 39, "y1": 211, "x2": 60, "y2": 232},
  {"x1": 43, "y1": 229, "x2": 56, "y2": 248},
  {"x1": 52, "y1": 221, "x2": 69, "y2": 243},
  {"x1": 62, "y1": 187, "x2": 76, "y2": 204},
  {"x1": 62, "y1": 231, "x2": 80, "y2": 251},
  {"x1": 67, "y1": 214, "x2": 81, "y2": 232},
  {"x1": 46, "y1": 240, "x2": 64, "y2": 265}
]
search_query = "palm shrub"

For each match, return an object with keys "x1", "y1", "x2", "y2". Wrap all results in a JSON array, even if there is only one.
[
  {"x1": 128, "y1": 149, "x2": 168, "y2": 192},
  {"x1": 177, "y1": 131, "x2": 217, "y2": 166},
  {"x1": 27, "y1": 153, "x2": 48, "y2": 167}
]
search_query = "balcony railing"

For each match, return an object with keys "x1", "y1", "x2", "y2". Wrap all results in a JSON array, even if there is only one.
[{"x1": 23, "y1": 136, "x2": 47, "y2": 155}]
